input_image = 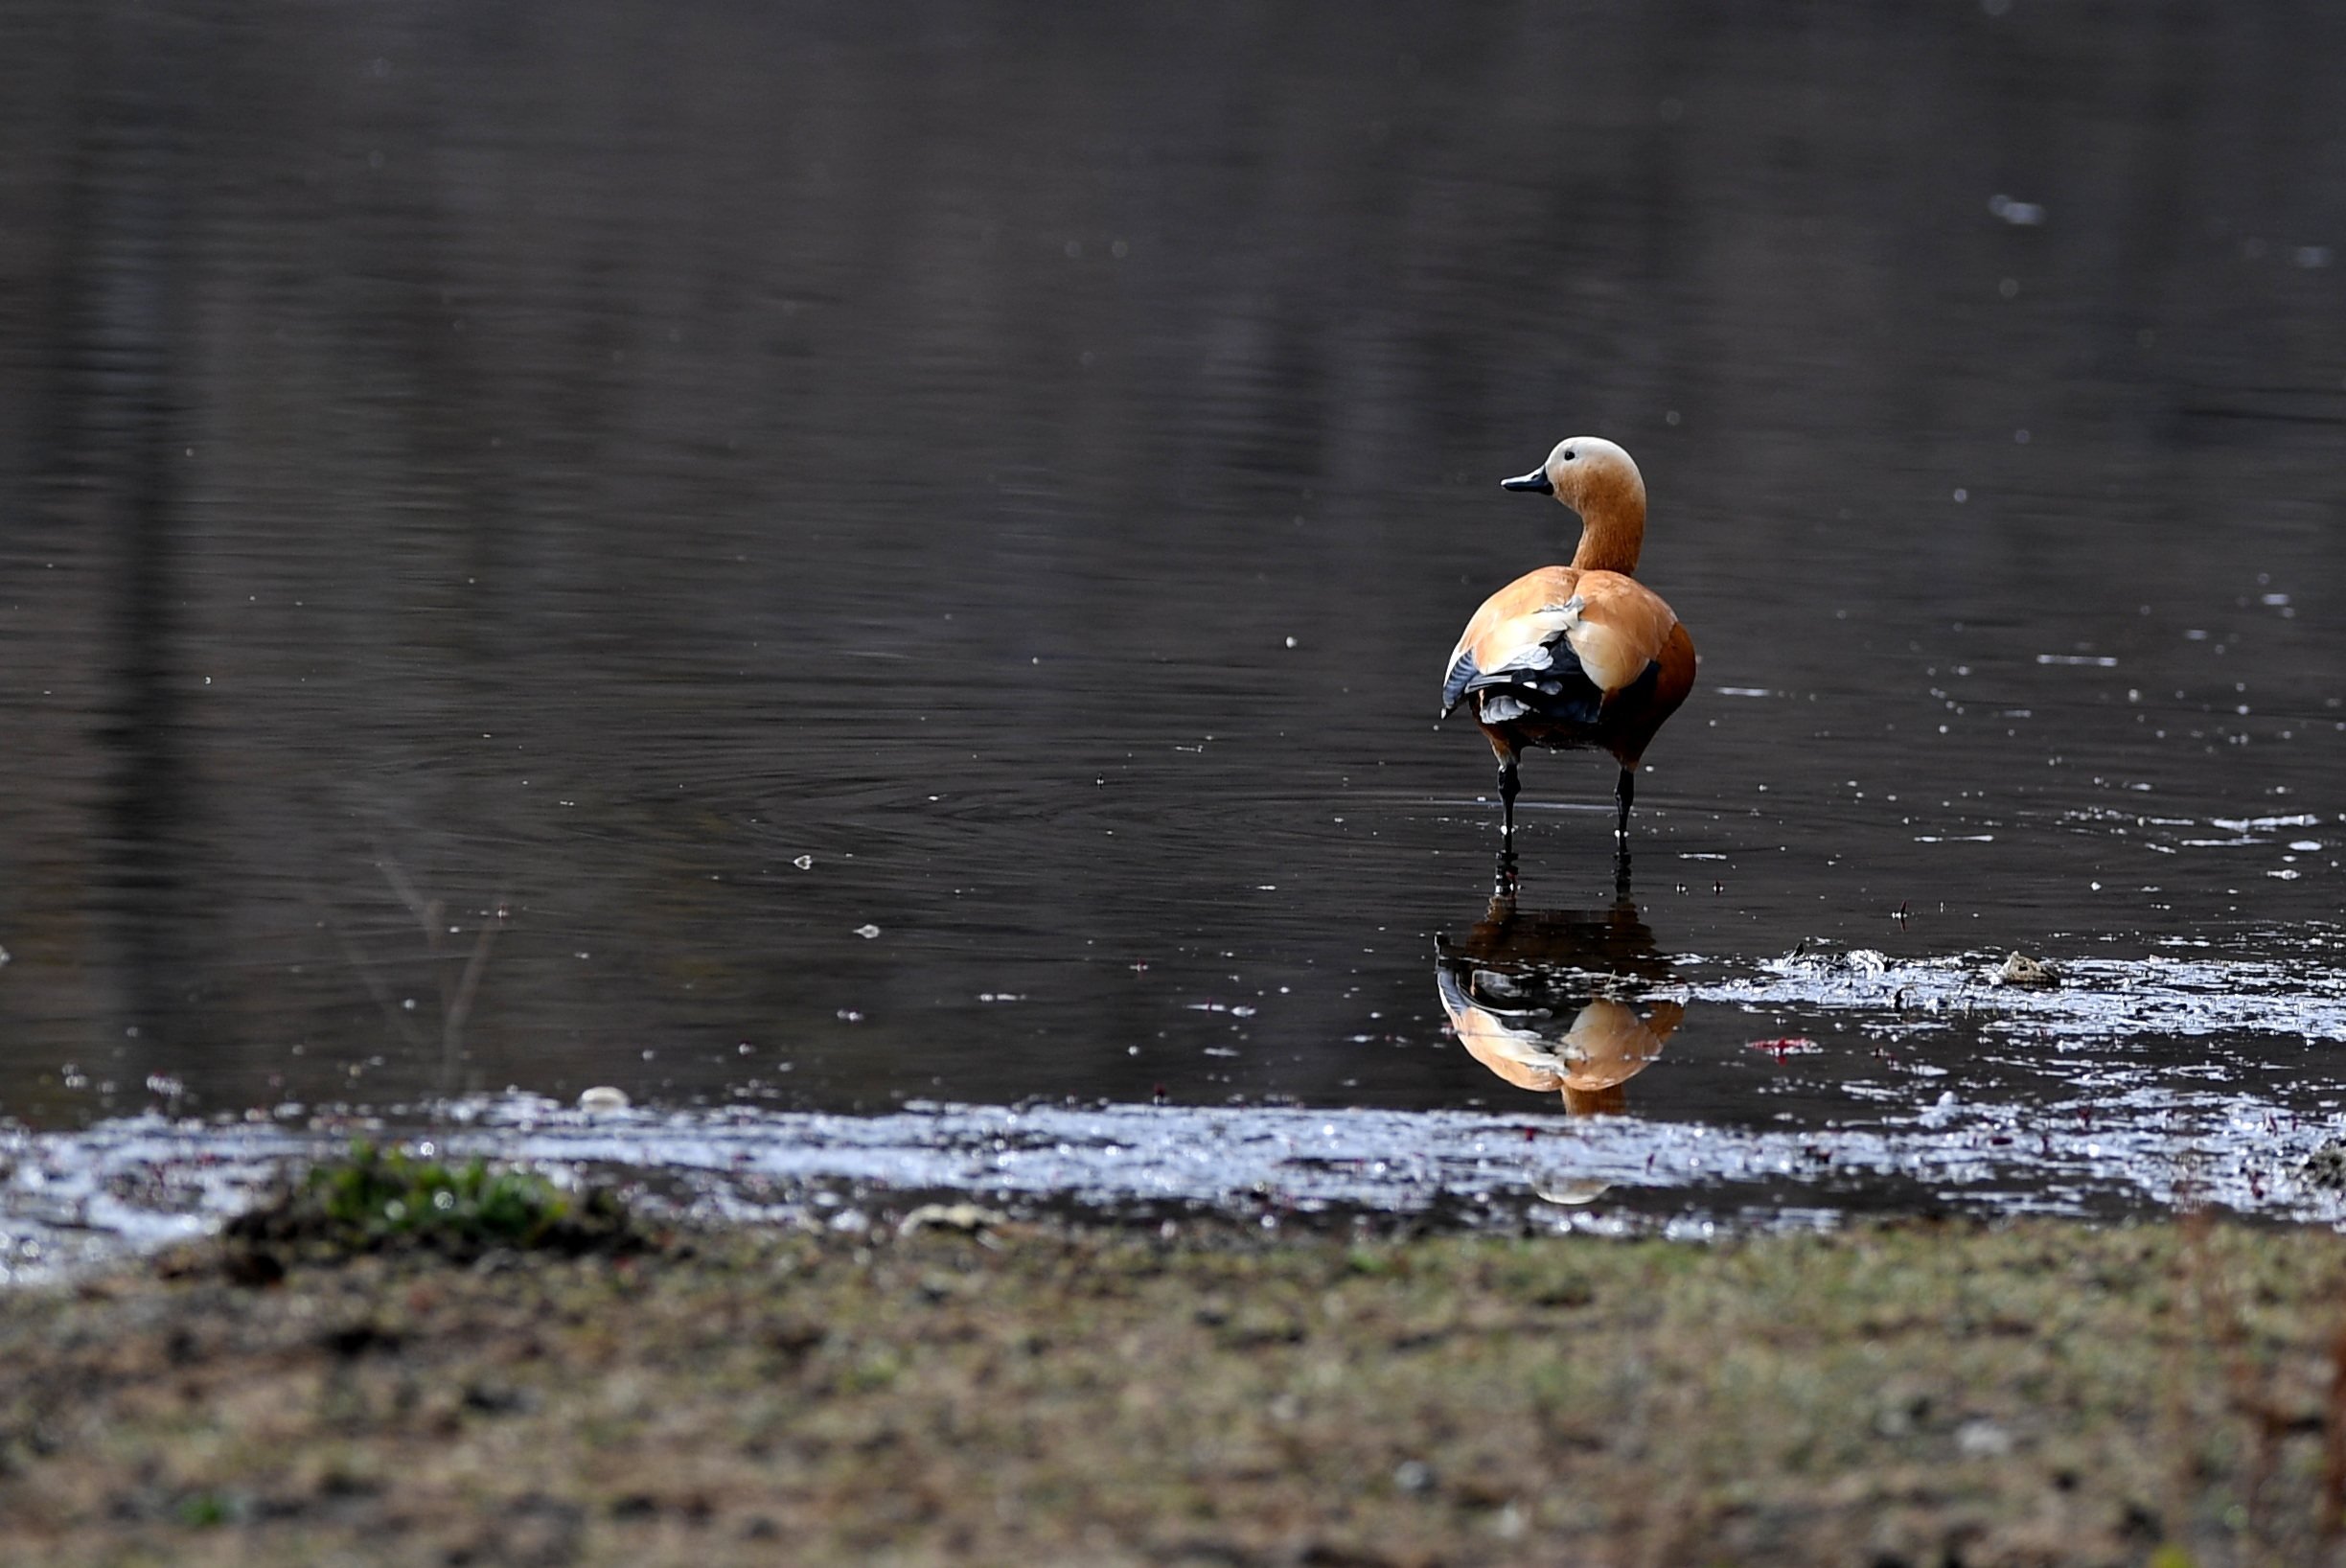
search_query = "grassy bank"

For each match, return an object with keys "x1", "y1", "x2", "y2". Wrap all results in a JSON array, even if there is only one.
[{"x1": 4, "y1": 1204, "x2": 2345, "y2": 1567}]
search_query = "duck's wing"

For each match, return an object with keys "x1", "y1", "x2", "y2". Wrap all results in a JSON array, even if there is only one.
[
  {"x1": 1439, "y1": 566, "x2": 1581, "y2": 716},
  {"x1": 1552, "y1": 572, "x2": 1684, "y2": 694}
]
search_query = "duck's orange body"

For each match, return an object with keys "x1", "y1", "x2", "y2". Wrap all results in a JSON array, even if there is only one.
[{"x1": 1439, "y1": 437, "x2": 1696, "y2": 848}]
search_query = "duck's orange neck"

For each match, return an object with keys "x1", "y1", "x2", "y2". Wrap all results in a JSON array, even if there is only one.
[{"x1": 1568, "y1": 495, "x2": 1646, "y2": 575}]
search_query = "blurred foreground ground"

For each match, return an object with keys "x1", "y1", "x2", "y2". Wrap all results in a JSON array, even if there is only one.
[{"x1": 4, "y1": 1215, "x2": 2344, "y2": 1567}]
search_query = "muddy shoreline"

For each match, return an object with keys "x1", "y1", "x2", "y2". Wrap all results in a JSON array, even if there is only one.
[
  {"x1": 6, "y1": 1211, "x2": 2346, "y2": 1566},
  {"x1": 13, "y1": 1069, "x2": 2346, "y2": 1286}
]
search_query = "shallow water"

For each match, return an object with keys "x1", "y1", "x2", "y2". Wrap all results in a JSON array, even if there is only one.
[{"x1": 3, "y1": 2, "x2": 2345, "y2": 1265}]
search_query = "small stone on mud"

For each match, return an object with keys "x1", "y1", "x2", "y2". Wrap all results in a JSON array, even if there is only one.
[
  {"x1": 577, "y1": 1086, "x2": 631, "y2": 1114},
  {"x1": 899, "y1": 1202, "x2": 1006, "y2": 1235},
  {"x1": 1990, "y1": 953, "x2": 2058, "y2": 987},
  {"x1": 1393, "y1": 1460, "x2": 1437, "y2": 1494},
  {"x1": 1955, "y1": 1418, "x2": 2014, "y2": 1457}
]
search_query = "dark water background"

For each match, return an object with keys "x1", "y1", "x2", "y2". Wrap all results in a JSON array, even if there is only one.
[{"x1": 3, "y1": 3, "x2": 2343, "y2": 1181}]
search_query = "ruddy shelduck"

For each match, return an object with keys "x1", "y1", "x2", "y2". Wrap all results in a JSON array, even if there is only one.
[{"x1": 1439, "y1": 437, "x2": 1696, "y2": 846}]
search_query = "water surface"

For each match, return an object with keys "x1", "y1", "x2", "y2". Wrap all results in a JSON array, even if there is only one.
[{"x1": 3, "y1": 2, "x2": 2344, "y2": 1260}]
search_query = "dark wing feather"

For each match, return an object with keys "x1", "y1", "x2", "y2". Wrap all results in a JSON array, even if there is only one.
[
  {"x1": 1457, "y1": 642, "x2": 1655, "y2": 731},
  {"x1": 1439, "y1": 651, "x2": 1483, "y2": 716}
]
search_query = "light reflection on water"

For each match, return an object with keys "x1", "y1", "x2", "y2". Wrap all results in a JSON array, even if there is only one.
[
  {"x1": 1436, "y1": 889, "x2": 1683, "y2": 1118},
  {"x1": 1, "y1": 2, "x2": 2343, "y2": 1242}
]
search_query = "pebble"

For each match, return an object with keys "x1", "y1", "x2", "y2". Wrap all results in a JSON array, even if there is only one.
[
  {"x1": 899, "y1": 1202, "x2": 1006, "y2": 1235},
  {"x1": 1990, "y1": 953, "x2": 2058, "y2": 988}
]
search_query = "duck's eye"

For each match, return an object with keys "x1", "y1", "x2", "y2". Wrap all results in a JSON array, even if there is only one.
[{"x1": 1563, "y1": 449, "x2": 1577, "y2": 461}]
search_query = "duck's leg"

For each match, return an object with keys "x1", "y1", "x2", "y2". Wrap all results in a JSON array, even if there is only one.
[
  {"x1": 1493, "y1": 842, "x2": 1519, "y2": 899},
  {"x1": 1613, "y1": 766, "x2": 1635, "y2": 842},
  {"x1": 1498, "y1": 756, "x2": 1520, "y2": 840}
]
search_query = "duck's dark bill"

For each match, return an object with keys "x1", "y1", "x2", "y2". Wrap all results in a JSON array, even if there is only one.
[{"x1": 1501, "y1": 469, "x2": 1553, "y2": 494}]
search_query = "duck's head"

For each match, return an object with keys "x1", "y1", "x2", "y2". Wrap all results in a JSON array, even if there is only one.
[
  {"x1": 1501, "y1": 436, "x2": 1646, "y2": 571},
  {"x1": 1502, "y1": 436, "x2": 1644, "y2": 518}
]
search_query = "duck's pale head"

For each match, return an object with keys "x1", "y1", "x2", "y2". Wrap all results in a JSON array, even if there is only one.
[
  {"x1": 1502, "y1": 435, "x2": 1643, "y2": 513},
  {"x1": 1501, "y1": 436, "x2": 1648, "y2": 572}
]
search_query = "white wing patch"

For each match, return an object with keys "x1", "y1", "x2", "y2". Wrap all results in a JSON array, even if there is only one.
[
  {"x1": 1478, "y1": 692, "x2": 1530, "y2": 723},
  {"x1": 1479, "y1": 600, "x2": 1582, "y2": 677}
]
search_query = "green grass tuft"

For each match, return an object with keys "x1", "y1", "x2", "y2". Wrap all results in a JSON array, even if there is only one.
[
  {"x1": 307, "y1": 1141, "x2": 575, "y2": 1249},
  {"x1": 221, "y1": 1141, "x2": 643, "y2": 1273}
]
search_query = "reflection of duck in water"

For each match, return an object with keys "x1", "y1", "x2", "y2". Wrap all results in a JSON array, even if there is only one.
[{"x1": 1435, "y1": 890, "x2": 1685, "y2": 1116}]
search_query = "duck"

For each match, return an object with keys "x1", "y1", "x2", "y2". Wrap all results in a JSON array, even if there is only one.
[{"x1": 1439, "y1": 436, "x2": 1697, "y2": 849}]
